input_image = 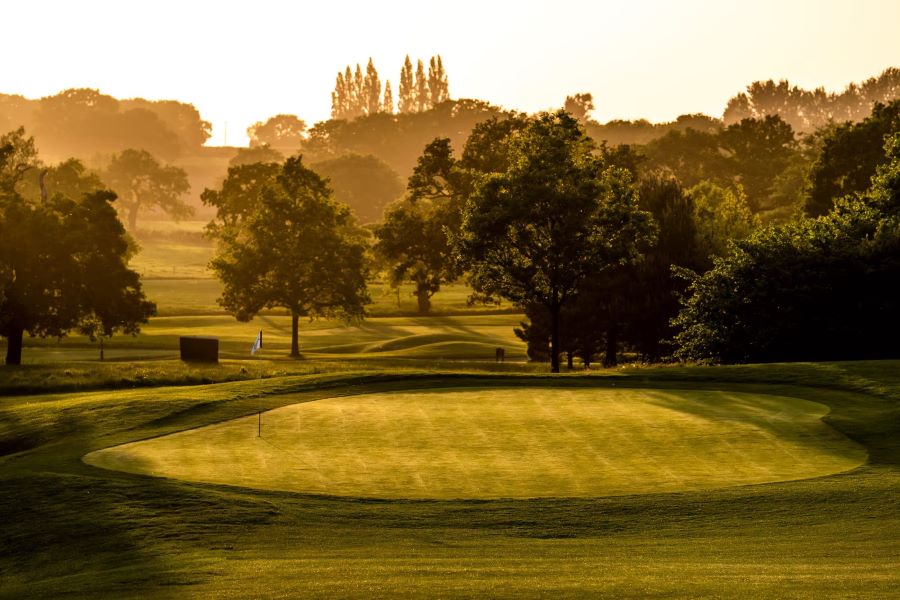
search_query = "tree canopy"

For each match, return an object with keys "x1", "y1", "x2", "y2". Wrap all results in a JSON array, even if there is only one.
[
  {"x1": 674, "y1": 133, "x2": 900, "y2": 363},
  {"x1": 458, "y1": 111, "x2": 655, "y2": 372},
  {"x1": 208, "y1": 156, "x2": 369, "y2": 356},
  {"x1": 0, "y1": 129, "x2": 155, "y2": 365},
  {"x1": 102, "y1": 149, "x2": 192, "y2": 230}
]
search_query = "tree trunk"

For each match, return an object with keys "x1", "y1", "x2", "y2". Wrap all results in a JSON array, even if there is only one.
[
  {"x1": 415, "y1": 281, "x2": 431, "y2": 314},
  {"x1": 567, "y1": 351, "x2": 574, "y2": 370},
  {"x1": 5, "y1": 325, "x2": 24, "y2": 365},
  {"x1": 550, "y1": 299, "x2": 560, "y2": 373},
  {"x1": 604, "y1": 321, "x2": 618, "y2": 367},
  {"x1": 290, "y1": 312, "x2": 300, "y2": 357}
]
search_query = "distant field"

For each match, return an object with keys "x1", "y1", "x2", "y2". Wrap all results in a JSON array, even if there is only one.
[{"x1": 86, "y1": 387, "x2": 865, "y2": 499}]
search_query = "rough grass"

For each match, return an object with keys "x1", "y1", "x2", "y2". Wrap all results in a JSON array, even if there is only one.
[
  {"x1": 1, "y1": 364, "x2": 898, "y2": 598},
  {"x1": 86, "y1": 387, "x2": 865, "y2": 499}
]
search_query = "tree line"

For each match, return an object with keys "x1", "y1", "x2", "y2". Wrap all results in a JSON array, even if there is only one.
[
  {"x1": 3, "y1": 66, "x2": 900, "y2": 367},
  {"x1": 331, "y1": 55, "x2": 449, "y2": 120}
]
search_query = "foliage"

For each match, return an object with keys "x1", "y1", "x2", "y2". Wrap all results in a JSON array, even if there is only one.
[
  {"x1": 564, "y1": 93, "x2": 594, "y2": 122},
  {"x1": 228, "y1": 145, "x2": 284, "y2": 167},
  {"x1": 724, "y1": 67, "x2": 900, "y2": 132},
  {"x1": 645, "y1": 115, "x2": 802, "y2": 213},
  {"x1": 373, "y1": 139, "x2": 462, "y2": 313},
  {"x1": 208, "y1": 156, "x2": 370, "y2": 356},
  {"x1": 246, "y1": 114, "x2": 307, "y2": 152},
  {"x1": 202, "y1": 161, "x2": 281, "y2": 229},
  {"x1": 804, "y1": 100, "x2": 900, "y2": 216},
  {"x1": 688, "y1": 181, "x2": 759, "y2": 265},
  {"x1": 458, "y1": 111, "x2": 655, "y2": 372},
  {"x1": 311, "y1": 154, "x2": 403, "y2": 224},
  {"x1": 102, "y1": 148, "x2": 192, "y2": 230},
  {"x1": 305, "y1": 98, "x2": 509, "y2": 178},
  {"x1": 16, "y1": 158, "x2": 104, "y2": 203},
  {"x1": 674, "y1": 134, "x2": 900, "y2": 363},
  {"x1": 0, "y1": 130, "x2": 155, "y2": 365}
]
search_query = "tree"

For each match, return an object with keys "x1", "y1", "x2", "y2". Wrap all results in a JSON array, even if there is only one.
[
  {"x1": 373, "y1": 139, "x2": 462, "y2": 313},
  {"x1": 428, "y1": 56, "x2": 450, "y2": 105},
  {"x1": 398, "y1": 56, "x2": 415, "y2": 114},
  {"x1": 363, "y1": 58, "x2": 383, "y2": 116},
  {"x1": 688, "y1": 181, "x2": 759, "y2": 266},
  {"x1": 0, "y1": 127, "x2": 38, "y2": 192},
  {"x1": 246, "y1": 114, "x2": 307, "y2": 151},
  {"x1": 415, "y1": 60, "x2": 429, "y2": 113},
  {"x1": 208, "y1": 156, "x2": 369, "y2": 356},
  {"x1": 564, "y1": 93, "x2": 594, "y2": 122},
  {"x1": 805, "y1": 100, "x2": 900, "y2": 216},
  {"x1": 457, "y1": 111, "x2": 655, "y2": 372},
  {"x1": 310, "y1": 154, "x2": 403, "y2": 224},
  {"x1": 202, "y1": 162, "x2": 281, "y2": 231},
  {"x1": 673, "y1": 133, "x2": 900, "y2": 363},
  {"x1": 229, "y1": 145, "x2": 284, "y2": 168},
  {"x1": 1, "y1": 130, "x2": 155, "y2": 365},
  {"x1": 17, "y1": 158, "x2": 104, "y2": 203},
  {"x1": 383, "y1": 81, "x2": 394, "y2": 114},
  {"x1": 102, "y1": 149, "x2": 192, "y2": 230}
]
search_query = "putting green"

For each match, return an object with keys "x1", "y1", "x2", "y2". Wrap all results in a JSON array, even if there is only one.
[{"x1": 84, "y1": 388, "x2": 866, "y2": 499}]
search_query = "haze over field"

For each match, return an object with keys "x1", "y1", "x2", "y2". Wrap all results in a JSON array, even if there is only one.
[{"x1": 3, "y1": 0, "x2": 899, "y2": 145}]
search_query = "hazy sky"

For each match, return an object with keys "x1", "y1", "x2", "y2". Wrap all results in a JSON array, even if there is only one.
[{"x1": 3, "y1": 0, "x2": 899, "y2": 146}]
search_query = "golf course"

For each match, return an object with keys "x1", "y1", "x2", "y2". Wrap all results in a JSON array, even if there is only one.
[{"x1": 1, "y1": 221, "x2": 899, "y2": 599}]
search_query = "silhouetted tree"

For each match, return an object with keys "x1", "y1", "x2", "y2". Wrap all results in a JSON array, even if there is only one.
[
  {"x1": 311, "y1": 154, "x2": 403, "y2": 224},
  {"x1": 674, "y1": 133, "x2": 900, "y2": 363},
  {"x1": 228, "y1": 145, "x2": 284, "y2": 168},
  {"x1": 208, "y1": 156, "x2": 369, "y2": 356},
  {"x1": 102, "y1": 149, "x2": 192, "y2": 230},
  {"x1": 374, "y1": 139, "x2": 462, "y2": 313},
  {"x1": 564, "y1": 93, "x2": 594, "y2": 122},
  {"x1": 383, "y1": 81, "x2": 394, "y2": 114},
  {"x1": 428, "y1": 56, "x2": 450, "y2": 105},
  {"x1": 246, "y1": 115, "x2": 307, "y2": 151},
  {"x1": 415, "y1": 60, "x2": 429, "y2": 113},
  {"x1": 398, "y1": 56, "x2": 415, "y2": 114},
  {"x1": 805, "y1": 100, "x2": 900, "y2": 216},
  {"x1": 458, "y1": 111, "x2": 655, "y2": 372},
  {"x1": 1, "y1": 129, "x2": 155, "y2": 365}
]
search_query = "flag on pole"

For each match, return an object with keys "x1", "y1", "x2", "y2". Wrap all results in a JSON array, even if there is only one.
[{"x1": 251, "y1": 330, "x2": 262, "y2": 355}]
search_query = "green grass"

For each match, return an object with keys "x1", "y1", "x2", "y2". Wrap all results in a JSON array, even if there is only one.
[
  {"x1": 1, "y1": 363, "x2": 898, "y2": 597},
  {"x1": 86, "y1": 387, "x2": 865, "y2": 499},
  {"x1": 3, "y1": 313, "x2": 528, "y2": 369}
]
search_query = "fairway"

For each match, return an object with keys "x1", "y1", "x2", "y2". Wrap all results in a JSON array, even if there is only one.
[{"x1": 85, "y1": 387, "x2": 866, "y2": 499}]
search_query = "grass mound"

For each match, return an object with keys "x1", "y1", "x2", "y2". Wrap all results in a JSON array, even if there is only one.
[{"x1": 85, "y1": 387, "x2": 865, "y2": 499}]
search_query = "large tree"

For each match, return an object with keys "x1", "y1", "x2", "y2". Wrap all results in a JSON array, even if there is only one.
[
  {"x1": 804, "y1": 100, "x2": 900, "y2": 217},
  {"x1": 457, "y1": 111, "x2": 655, "y2": 372},
  {"x1": 674, "y1": 133, "x2": 900, "y2": 363},
  {"x1": 311, "y1": 154, "x2": 403, "y2": 224},
  {"x1": 246, "y1": 114, "x2": 307, "y2": 152},
  {"x1": 0, "y1": 130, "x2": 155, "y2": 365},
  {"x1": 102, "y1": 149, "x2": 192, "y2": 230},
  {"x1": 208, "y1": 156, "x2": 369, "y2": 356}
]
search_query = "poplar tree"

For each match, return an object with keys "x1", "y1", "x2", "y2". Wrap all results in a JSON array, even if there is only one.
[
  {"x1": 398, "y1": 56, "x2": 414, "y2": 114},
  {"x1": 363, "y1": 58, "x2": 382, "y2": 115},
  {"x1": 383, "y1": 81, "x2": 394, "y2": 114},
  {"x1": 344, "y1": 66, "x2": 357, "y2": 118},
  {"x1": 331, "y1": 71, "x2": 348, "y2": 119},
  {"x1": 415, "y1": 59, "x2": 429, "y2": 112},
  {"x1": 428, "y1": 56, "x2": 449, "y2": 105}
]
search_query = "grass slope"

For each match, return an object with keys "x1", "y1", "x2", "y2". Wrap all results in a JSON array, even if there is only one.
[
  {"x1": 0, "y1": 363, "x2": 898, "y2": 598},
  {"x1": 85, "y1": 388, "x2": 865, "y2": 499}
]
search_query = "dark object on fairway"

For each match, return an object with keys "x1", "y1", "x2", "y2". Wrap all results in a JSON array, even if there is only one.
[
  {"x1": 495, "y1": 347, "x2": 505, "y2": 363},
  {"x1": 180, "y1": 336, "x2": 219, "y2": 363}
]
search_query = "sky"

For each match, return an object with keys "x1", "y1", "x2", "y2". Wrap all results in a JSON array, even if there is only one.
[{"x1": 2, "y1": 0, "x2": 899, "y2": 146}]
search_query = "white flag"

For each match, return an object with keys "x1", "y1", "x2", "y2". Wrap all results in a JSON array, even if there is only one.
[{"x1": 251, "y1": 330, "x2": 262, "y2": 355}]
